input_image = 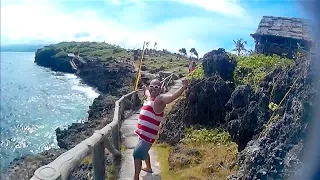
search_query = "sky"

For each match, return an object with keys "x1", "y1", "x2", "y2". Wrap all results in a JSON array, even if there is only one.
[{"x1": 0, "y1": 0, "x2": 311, "y2": 57}]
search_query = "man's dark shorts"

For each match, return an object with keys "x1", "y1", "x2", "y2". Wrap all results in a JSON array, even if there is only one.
[{"x1": 133, "y1": 138, "x2": 152, "y2": 160}]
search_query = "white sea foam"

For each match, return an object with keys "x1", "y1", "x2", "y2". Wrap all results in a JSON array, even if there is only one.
[{"x1": 71, "y1": 85, "x2": 99, "y2": 99}]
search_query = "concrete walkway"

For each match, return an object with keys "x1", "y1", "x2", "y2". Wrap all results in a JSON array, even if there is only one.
[{"x1": 118, "y1": 78, "x2": 183, "y2": 180}]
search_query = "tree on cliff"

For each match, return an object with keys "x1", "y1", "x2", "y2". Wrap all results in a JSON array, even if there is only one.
[
  {"x1": 190, "y1": 48, "x2": 199, "y2": 60},
  {"x1": 178, "y1": 48, "x2": 187, "y2": 57},
  {"x1": 232, "y1": 38, "x2": 247, "y2": 56}
]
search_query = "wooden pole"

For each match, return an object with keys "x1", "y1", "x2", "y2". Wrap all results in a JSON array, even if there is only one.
[
  {"x1": 134, "y1": 42, "x2": 147, "y2": 90},
  {"x1": 92, "y1": 141, "x2": 105, "y2": 180}
]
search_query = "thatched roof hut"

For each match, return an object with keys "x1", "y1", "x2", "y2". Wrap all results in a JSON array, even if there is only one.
[{"x1": 250, "y1": 16, "x2": 313, "y2": 58}]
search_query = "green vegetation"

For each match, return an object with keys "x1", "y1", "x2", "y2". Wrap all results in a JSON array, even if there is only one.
[
  {"x1": 142, "y1": 55, "x2": 189, "y2": 75},
  {"x1": 187, "y1": 64, "x2": 204, "y2": 80},
  {"x1": 154, "y1": 127, "x2": 238, "y2": 180},
  {"x1": 120, "y1": 144, "x2": 127, "y2": 152},
  {"x1": 106, "y1": 164, "x2": 116, "y2": 180},
  {"x1": 178, "y1": 48, "x2": 187, "y2": 56},
  {"x1": 184, "y1": 127, "x2": 233, "y2": 145},
  {"x1": 234, "y1": 54, "x2": 294, "y2": 90},
  {"x1": 38, "y1": 41, "x2": 128, "y2": 62},
  {"x1": 81, "y1": 156, "x2": 92, "y2": 165}
]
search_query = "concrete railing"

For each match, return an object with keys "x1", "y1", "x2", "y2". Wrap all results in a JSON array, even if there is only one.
[{"x1": 30, "y1": 74, "x2": 175, "y2": 180}]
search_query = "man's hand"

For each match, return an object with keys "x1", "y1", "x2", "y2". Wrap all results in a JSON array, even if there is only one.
[
  {"x1": 142, "y1": 84, "x2": 150, "y2": 97},
  {"x1": 182, "y1": 78, "x2": 188, "y2": 89},
  {"x1": 142, "y1": 84, "x2": 147, "y2": 91}
]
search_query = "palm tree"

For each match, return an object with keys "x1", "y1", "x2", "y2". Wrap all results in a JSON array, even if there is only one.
[{"x1": 232, "y1": 38, "x2": 247, "y2": 56}]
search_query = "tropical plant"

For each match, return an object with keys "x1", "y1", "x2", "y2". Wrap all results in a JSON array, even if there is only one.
[
  {"x1": 232, "y1": 38, "x2": 247, "y2": 56},
  {"x1": 187, "y1": 64, "x2": 204, "y2": 80},
  {"x1": 233, "y1": 54, "x2": 294, "y2": 90}
]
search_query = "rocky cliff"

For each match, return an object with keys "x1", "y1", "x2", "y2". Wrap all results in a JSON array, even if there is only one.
[{"x1": 159, "y1": 48, "x2": 318, "y2": 179}]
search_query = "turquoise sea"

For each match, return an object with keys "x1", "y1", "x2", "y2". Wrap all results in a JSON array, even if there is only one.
[{"x1": 0, "y1": 52, "x2": 99, "y2": 170}]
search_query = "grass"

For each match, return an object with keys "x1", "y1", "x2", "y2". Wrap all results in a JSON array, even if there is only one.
[
  {"x1": 39, "y1": 41, "x2": 191, "y2": 76},
  {"x1": 154, "y1": 140, "x2": 238, "y2": 180},
  {"x1": 140, "y1": 54, "x2": 189, "y2": 75},
  {"x1": 120, "y1": 144, "x2": 127, "y2": 152}
]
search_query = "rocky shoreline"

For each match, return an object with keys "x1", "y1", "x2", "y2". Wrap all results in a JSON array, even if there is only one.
[{"x1": 0, "y1": 46, "x2": 136, "y2": 179}]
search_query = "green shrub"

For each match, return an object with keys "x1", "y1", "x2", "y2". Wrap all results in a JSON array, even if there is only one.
[
  {"x1": 185, "y1": 127, "x2": 232, "y2": 145},
  {"x1": 54, "y1": 51, "x2": 68, "y2": 58},
  {"x1": 187, "y1": 65, "x2": 204, "y2": 80},
  {"x1": 234, "y1": 54, "x2": 294, "y2": 90}
]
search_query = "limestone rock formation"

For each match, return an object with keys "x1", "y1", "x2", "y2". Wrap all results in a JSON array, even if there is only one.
[
  {"x1": 158, "y1": 99, "x2": 187, "y2": 145},
  {"x1": 229, "y1": 54, "x2": 318, "y2": 179},
  {"x1": 159, "y1": 75, "x2": 232, "y2": 145},
  {"x1": 225, "y1": 85, "x2": 270, "y2": 151},
  {"x1": 202, "y1": 48, "x2": 236, "y2": 83}
]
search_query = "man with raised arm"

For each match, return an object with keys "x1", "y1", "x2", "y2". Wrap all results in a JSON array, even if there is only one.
[{"x1": 133, "y1": 78, "x2": 188, "y2": 180}]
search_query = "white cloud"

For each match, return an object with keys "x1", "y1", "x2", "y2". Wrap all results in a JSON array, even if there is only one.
[
  {"x1": 0, "y1": 0, "x2": 255, "y2": 57},
  {"x1": 177, "y1": 0, "x2": 246, "y2": 17}
]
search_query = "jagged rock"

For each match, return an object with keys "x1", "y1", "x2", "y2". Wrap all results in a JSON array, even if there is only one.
[
  {"x1": 225, "y1": 85, "x2": 270, "y2": 151},
  {"x1": 149, "y1": 66, "x2": 165, "y2": 74},
  {"x1": 184, "y1": 75, "x2": 232, "y2": 127},
  {"x1": 159, "y1": 75, "x2": 232, "y2": 145},
  {"x1": 77, "y1": 61, "x2": 134, "y2": 95},
  {"x1": 34, "y1": 48, "x2": 75, "y2": 73},
  {"x1": 158, "y1": 99, "x2": 187, "y2": 145},
  {"x1": 202, "y1": 48, "x2": 236, "y2": 82},
  {"x1": 231, "y1": 54, "x2": 319, "y2": 179}
]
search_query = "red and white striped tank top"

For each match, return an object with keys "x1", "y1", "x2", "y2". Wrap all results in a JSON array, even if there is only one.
[{"x1": 134, "y1": 97, "x2": 164, "y2": 144}]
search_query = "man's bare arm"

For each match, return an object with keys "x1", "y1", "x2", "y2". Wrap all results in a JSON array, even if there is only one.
[{"x1": 158, "y1": 86, "x2": 186, "y2": 104}]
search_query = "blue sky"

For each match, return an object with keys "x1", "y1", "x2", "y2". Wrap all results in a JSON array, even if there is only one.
[{"x1": 1, "y1": 0, "x2": 311, "y2": 56}]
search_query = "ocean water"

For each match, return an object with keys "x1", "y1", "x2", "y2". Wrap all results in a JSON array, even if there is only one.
[{"x1": 0, "y1": 52, "x2": 99, "y2": 170}]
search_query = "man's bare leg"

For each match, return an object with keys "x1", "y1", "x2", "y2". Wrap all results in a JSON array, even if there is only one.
[
  {"x1": 142, "y1": 153, "x2": 153, "y2": 172},
  {"x1": 134, "y1": 159, "x2": 142, "y2": 180}
]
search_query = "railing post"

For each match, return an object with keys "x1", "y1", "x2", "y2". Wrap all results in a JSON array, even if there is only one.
[
  {"x1": 131, "y1": 92, "x2": 137, "y2": 109},
  {"x1": 119, "y1": 101, "x2": 125, "y2": 120},
  {"x1": 112, "y1": 124, "x2": 120, "y2": 151},
  {"x1": 92, "y1": 141, "x2": 106, "y2": 180}
]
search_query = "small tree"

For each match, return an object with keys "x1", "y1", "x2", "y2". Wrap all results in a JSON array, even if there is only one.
[
  {"x1": 181, "y1": 48, "x2": 187, "y2": 56},
  {"x1": 232, "y1": 38, "x2": 247, "y2": 56},
  {"x1": 190, "y1": 48, "x2": 198, "y2": 60}
]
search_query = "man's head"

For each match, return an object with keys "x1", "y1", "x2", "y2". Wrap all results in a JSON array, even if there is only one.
[{"x1": 148, "y1": 79, "x2": 162, "y2": 97}]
